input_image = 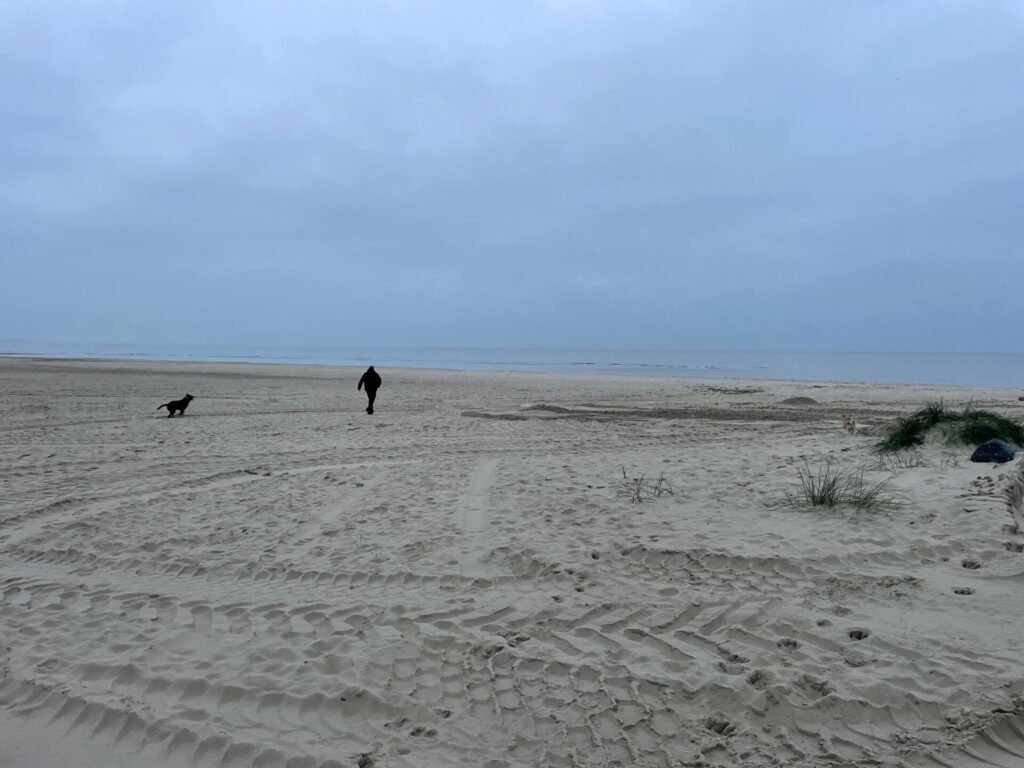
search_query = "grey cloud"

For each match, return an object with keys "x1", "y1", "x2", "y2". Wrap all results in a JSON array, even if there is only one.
[{"x1": 2, "y1": 0, "x2": 1022, "y2": 350}]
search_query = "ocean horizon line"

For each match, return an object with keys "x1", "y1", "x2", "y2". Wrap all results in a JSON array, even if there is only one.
[
  {"x1": 2, "y1": 339, "x2": 1023, "y2": 357},
  {"x1": 1, "y1": 341, "x2": 1023, "y2": 388}
]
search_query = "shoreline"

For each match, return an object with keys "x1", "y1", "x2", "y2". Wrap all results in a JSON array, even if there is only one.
[{"x1": 2, "y1": 353, "x2": 1022, "y2": 393}]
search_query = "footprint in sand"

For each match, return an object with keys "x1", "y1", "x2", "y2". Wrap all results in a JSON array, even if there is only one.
[
  {"x1": 190, "y1": 605, "x2": 213, "y2": 631},
  {"x1": 705, "y1": 717, "x2": 736, "y2": 735}
]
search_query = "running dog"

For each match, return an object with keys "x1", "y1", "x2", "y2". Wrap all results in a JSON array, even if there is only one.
[{"x1": 157, "y1": 394, "x2": 195, "y2": 417}]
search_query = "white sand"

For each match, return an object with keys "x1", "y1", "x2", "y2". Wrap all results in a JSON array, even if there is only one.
[{"x1": 1, "y1": 357, "x2": 1022, "y2": 768}]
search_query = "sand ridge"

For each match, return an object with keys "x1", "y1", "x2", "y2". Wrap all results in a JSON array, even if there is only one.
[{"x1": 0, "y1": 357, "x2": 1023, "y2": 767}]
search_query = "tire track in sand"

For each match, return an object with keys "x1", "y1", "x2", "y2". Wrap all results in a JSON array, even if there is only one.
[
  {"x1": 908, "y1": 713, "x2": 1024, "y2": 767},
  {"x1": 457, "y1": 458, "x2": 500, "y2": 579},
  {"x1": 457, "y1": 458, "x2": 499, "y2": 534}
]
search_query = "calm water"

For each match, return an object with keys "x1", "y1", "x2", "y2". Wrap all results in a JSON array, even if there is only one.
[{"x1": 2, "y1": 341, "x2": 1022, "y2": 387}]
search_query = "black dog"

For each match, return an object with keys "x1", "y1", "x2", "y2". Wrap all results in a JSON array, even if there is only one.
[{"x1": 157, "y1": 394, "x2": 194, "y2": 417}]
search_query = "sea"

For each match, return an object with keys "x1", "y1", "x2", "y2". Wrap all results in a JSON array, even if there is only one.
[{"x1": 1, "y1": 341, "x2": 1022, "y2": 388}]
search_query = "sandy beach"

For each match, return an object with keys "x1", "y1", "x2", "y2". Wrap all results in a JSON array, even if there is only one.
[{"x1": 1, "y1": 356, "x2": 1022, "y2": 768}]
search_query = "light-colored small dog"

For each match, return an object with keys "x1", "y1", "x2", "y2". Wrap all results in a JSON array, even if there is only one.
[{"x1": 842, "y1": 415, "x2": 857, "y2": 434}]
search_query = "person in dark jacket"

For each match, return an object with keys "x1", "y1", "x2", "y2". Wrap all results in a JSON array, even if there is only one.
[{"x1": 357, "y1": 366, "x2": 382, "y2": 414}]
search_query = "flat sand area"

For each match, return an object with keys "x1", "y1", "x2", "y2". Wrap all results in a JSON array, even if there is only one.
[{"x1": 1, "y1": 357, "x2": 1023, "y2": 768}]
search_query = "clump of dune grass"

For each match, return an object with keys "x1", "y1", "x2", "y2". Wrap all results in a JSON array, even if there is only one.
[
  {"x1": 877, "y1": 400, "x2": 1024, "y2": 453},
  {"x1": 615, "y1": 467, "x2": 675, "y2": 504},
  {"x1": 939, "y1": 452, "x2": 962, "y2": 470},
  {"x1": 954, "y1": 402, "x2": 1024, "y2": 446},
  {"x1": 779, "y1": 461, "x2": 902, "y2": 513},
  {"x1": 875, "y1": 400, "x2": 949, "y2": 452},
  {"x1": 870, "y1": 451, "x2": 931, "y2": 471}
]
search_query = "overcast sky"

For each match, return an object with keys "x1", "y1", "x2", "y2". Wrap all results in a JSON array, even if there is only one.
[{"x1": 2, "y1": 1, "x2": 1022, "y2": 352}]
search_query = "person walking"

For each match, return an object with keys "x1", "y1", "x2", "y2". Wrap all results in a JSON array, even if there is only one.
[{"x1": 357, "y1": 366, "x2": 382, "y2": 414}]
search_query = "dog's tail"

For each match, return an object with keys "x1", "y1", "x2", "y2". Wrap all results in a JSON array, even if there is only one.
[{"x1": 157, "y1": 403, "x2": 168, "y2": 410}]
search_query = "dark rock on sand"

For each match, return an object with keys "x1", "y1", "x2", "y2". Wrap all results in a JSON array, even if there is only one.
[{"x1": 970, "y1": 439, "x2": 1019, "y2": 464}]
